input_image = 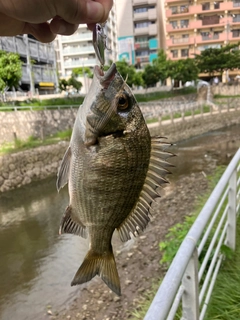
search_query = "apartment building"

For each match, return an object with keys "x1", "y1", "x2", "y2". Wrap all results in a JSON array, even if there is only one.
[
  {"x1": 164, "y1": 0, "x2": 240, "y2": 61},
  {"x1": 116, "y1": 0, "x2": 161, "y2": 67},
  {"x1": 0, "y1": 35, "x2": 57, "y2": 94},
  {"x1": 55, "y1": 1, "x2": 118, "y2": 93}
]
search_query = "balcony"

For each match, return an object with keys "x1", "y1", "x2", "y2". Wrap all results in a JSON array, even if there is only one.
[
  {"x1": 134, "y1": 8, "x2": 157, "y2": 20},
  {"x1": 166, "y1": 36, "x2": 195, "y2": 47},
  {"x1": 61, "y1": 32, "x2": 92, "y2": 43},
  {"x1": 166, "y1": 7, "x2": 190, "y2": 18},
  {"x1": 21, "y1": 64, "x2": 56, "y2": 84},
  {"x1": 132, "y1": 0, "x2": 156, "y2": 5},
  {"x1": 134, "y1": 23, "x2": 157, "y2": 35},
  {"x1": 0, "y1": 36, "x2": 55, "y2": 63},
  {"x1": 195, "y1": 32, "x2": 226, "y2": 44},
  {"x1": 135, "y1": 41, "x2": 149, "y2": 49},
  {"x1": 64, "y1": 58, "x2": 97, "y2": 68},
  {"x1": 62, "y1": 46, "x2": 95, "y2": 56}
]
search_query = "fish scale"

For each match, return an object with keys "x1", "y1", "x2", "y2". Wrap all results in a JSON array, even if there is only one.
[{"x1": 57, "y1": 63, "x2": 174, "y2": 296}]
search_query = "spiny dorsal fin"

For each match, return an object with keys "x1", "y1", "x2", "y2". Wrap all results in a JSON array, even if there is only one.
[
  {"x1": 56, "y1": 146, "x2": 71, "y2": 192},
  {"x1": 59, "y1": 205, "x2": 87, "y2": 238},
  {"x1": 117, "y1": 137, "x2": 174, "y2": 242}
]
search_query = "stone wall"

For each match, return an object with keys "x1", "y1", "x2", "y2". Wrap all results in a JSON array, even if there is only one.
[
  {"x1": 0, "y1": 109, "x2": 78, "y2": 144},
  {"x1": 212, "y1": 84, "x2": 240, "y2": 96},
  {"x1": 0, "y1": 109, "x2": 239, "y2": 193},
  {"x1": 149, "y1": 110, "x2": 240, "y2": 143},
  {"x1": 0, "y1": 141, "x2": 68, "y2": 192}
]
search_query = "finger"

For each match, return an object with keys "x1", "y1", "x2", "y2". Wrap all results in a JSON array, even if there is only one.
[
  {"x1": 86, "y1": 0, "x2": 113, "y2": 23},
  {"x1": 50, "y1": 16, "x2": 78, "y2": 35},
  {"x1": 56, "y1": 0, "x2": 113, "y2": 25},
  {"x1": 23, "y1": 23, "x2": 56, "y2": 43}
]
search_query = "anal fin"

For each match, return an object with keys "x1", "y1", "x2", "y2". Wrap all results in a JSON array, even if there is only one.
[{"x1": 59, "y1": 205, "x2": 87, "y2": 238}]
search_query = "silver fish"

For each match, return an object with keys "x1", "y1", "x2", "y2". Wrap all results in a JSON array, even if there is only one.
[{"x1": 57, "y1": 63, "x2": 173, "y2": 296}]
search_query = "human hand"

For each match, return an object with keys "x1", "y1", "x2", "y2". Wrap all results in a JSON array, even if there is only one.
[{"x1": 0, "y1": 0, "x2": 113, "y2": 42}]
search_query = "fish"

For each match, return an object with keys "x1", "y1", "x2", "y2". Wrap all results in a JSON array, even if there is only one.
[{"x1": 56, "y1": 63, "x2": 173, "y2": 296}]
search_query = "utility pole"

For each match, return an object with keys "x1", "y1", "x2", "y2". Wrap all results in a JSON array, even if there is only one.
[{"x1": 24, "y1": 34, "x2": 35, "y2": 96}]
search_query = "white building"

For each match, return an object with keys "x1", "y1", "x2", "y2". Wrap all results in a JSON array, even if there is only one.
[{"x1": 55, "y1": 1, "x2": 118, "y2": 93}]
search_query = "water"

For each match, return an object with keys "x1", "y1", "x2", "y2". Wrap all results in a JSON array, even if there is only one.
[{"x1": 0, "y1": 125, "x2": 239, "y2": 320}]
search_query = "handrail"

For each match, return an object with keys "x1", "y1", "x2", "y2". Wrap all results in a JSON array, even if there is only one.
[
  {"x1": 0, "y1": 105, "x2": 79, "y2": 111},
  {"x1": 145, "y1": 148, "x2": 240, "y2": 320}
]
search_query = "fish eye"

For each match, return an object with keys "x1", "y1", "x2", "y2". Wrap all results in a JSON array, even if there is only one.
[{"x1": 117, "y1": 94, "x2": 129, "y2": 110}]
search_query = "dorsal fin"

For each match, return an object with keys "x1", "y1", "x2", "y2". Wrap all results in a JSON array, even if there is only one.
[
  {"x1": 56, "y1": 146, "x2": 71, "y2": 192},
  {"x1": 117, "y1": 137, "x2": 174, "y2": 242}
]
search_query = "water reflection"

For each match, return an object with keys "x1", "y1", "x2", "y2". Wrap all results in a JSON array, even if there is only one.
[
  {"x1": 0, "y1": 125, "x2": 239, "y2": 320},
  {"x1": 0, "y1": 179, "x2": 89, "y2": 320}
]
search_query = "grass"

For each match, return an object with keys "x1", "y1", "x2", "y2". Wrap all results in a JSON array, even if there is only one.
[
  {"x1": 0, "y1": 96, "x2": 84, "y2": 108},
  {"x1": 0, "y1": 129, "x2": 72, "y2": 155},
  {"x1": 204, "y1": 220, "x2": 240, "y2": 320},
  {"x1": 214, "y1": 94, "x2": 240, "y2": 99},
  {"x1": 129, "y1": 166, "x2": 226, "y2": 319},
  {"x1": 146, "y1": 105, "x2": 211, "y2": 124},
  {"x1": 0, "y1": 88, "x2": 197, "y2": 109},
  {"x1": 135, "y1": 87, "x2": 196, "y2": 102}
]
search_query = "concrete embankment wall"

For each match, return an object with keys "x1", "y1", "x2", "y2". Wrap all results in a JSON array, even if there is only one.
[
  {"x1": 149, "y1": 110, "x2": 240, "y2": 143},
  {"x1": 0, "y1": 109, "x2": 78, "y2": 144},
  {"x1": 0, "y1": 141, "x2": 68, "y2": 192},
  {"x1": 0, "y1": 110, "x2": 239, "y2": 193}
]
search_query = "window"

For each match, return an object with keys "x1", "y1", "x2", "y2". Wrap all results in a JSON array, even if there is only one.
[
  {"x1": 232, "y1": 29, "x2": 240, "y2": 37},
  {"x1": 171, "y1": 50, "x2": 178, "y2": 58},
  {"x1": 170, "y1": 21, "x2": 178, "y2": 29},
  {"x1": 171, "y1": 6, "x2": 178, "y2": 14},
  {"x1": 135, "y1": 22, "x2": 150, "y2": 28},
  {"x1": 202, "y1": 2, "x2": 210, "y2": 10},
  {"x1": 136, "y1": 50, "x2": 149, "y2": 57},
  {"x1": 180, "y1": 19, "x2": 189, "y2": 28},
  {"x1": 180, "y1": 5, "x2": 189, "y2": 13},
  {"x1": 233, "y1": 14, "x2": 240, "y2": 22},
  {"x1": 134, "y1": 7, "x2": 148, "y2": 13},
  {"x1": 181, "y1": 49, "x2": 189, "y2": 57}
]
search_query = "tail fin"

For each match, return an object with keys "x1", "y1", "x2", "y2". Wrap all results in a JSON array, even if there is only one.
[{"x1": 71, "y1": 249, "x2": 121, "y2": 296}]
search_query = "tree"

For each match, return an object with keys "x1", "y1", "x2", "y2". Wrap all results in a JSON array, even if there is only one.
[
  {"x1": 115, "y1": 60, "x2": 141, "y2": 88},
  {"x1": 153, "y1": 49, "x2": 171, "y2": 83},
  {"x1": 68, "y1": 76, "x2": 82, "y2": 92},
  {"x1": 0, "y1": 51, "x2": 22, "y2": 92},
  {"x1": 168, "y1": 58, "x2": 199, "y2": 84},
  {"x1": 72, "y1": 66, "x2": 93, "y2": 78},
  {"x1": 194, "y1": 43, "x2": 240, "y2": 76},
  {"x1": 59, "y1": 79, "x2": 68, "y2": 92},
  {"x1": 142, "y1": 64, "x2": 160, "y2": 87},
  {"x1": 59, "y1": 76, "x2": 82, "y2": 94}
]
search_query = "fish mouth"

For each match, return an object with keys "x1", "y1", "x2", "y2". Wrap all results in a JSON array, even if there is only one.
[{"x1": 94, "y1": 63, "x2": 117, "y2": 89}]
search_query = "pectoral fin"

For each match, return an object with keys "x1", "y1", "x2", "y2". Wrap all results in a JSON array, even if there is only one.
[{"x1": 56, "y1": 146, "x2": 71, "y2": 191}]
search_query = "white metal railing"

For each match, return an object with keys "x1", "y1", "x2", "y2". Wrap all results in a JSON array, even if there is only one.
[
  {"x1": 145, "y1": 148, "x2": 240, "y2": 320},
  {"x1": 0, "y1": 105, "x2": 79, "y2": 111}
]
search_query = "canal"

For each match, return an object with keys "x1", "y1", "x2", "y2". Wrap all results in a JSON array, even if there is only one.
[{"x1": 0, "y1": 124, "x2": 239, "y2": 320}]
